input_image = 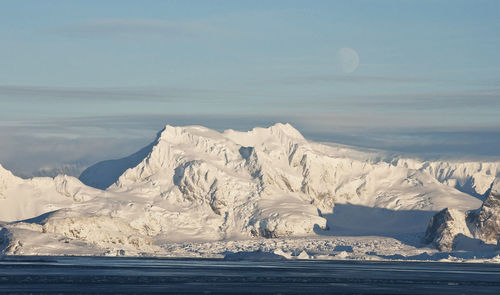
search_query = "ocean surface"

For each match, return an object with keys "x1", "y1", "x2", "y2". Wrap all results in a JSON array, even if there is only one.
[{"x1": 1, "y1": 256, "x2": 500, "y2": 294}]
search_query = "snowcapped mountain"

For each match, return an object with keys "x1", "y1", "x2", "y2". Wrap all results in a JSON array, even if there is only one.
[
  {"x1": 0, "y1": 164, "x2": 102, "y2": 222},
  {"x1": 391, "y1": 159, "x2": 497, "y2": 199},
  {"x1": 1, "y1": 123, "x2": 499, "y2": 256},
  {"x1": 424, "y1": 178, "x2": 500, "y2": 251}
]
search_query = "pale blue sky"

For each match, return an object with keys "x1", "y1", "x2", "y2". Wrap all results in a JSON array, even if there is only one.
[{"x1": 1, "y1": 0, "x2": 499, "y2": 175}]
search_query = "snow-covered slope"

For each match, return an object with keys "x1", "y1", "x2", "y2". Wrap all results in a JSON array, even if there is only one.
[
  {"x1": 392, "y1": 159, "x2": 498, "y2": 199},
  {"x1": 83, "y1": 123, "x2": 484, "y2": 211},
  {"x1": 423, "y1": 178, "x2": 500, "y2": 251},
  {"x1": 79, "y1": 141, "x2": 155, "y2": 190},
  {"x1": 0, "y1": 123, "x2": 498, "y2": 256},
  {"x1": 0, "y1": 164, "x2": 102, "y2": 222},
  {"x1": 470, "y1": 179, "x2": 500, "y2": 243}
]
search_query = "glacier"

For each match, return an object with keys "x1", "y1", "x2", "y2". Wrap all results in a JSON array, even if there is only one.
[{"x1": 0, "y1": 123, "x2": 499, "y2": 260}]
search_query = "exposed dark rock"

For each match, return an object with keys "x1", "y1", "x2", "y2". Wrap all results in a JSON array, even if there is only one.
[
  {"x1": 468, "y1": 181, "x2": 500, "y2": 243},
  {"x1": 423, "y1": 208, "x2": 469, "y2": 251},
  {"x1": 423, "y1": 178, "x2": 500, "y2": 251}
]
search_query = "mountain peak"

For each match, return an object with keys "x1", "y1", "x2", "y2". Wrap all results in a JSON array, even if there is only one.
[
  {"x1": 267, "y1": 123, "x2": 304, "y2": 139},
  {"x1": 2, "y1": 123, "x2": 499, "y2": 256},
  {"x1": 156, "y1": 124, "x2": 223, "y2": 143},
  {"x1": 222, "y1": 123, "x2": 305, "y2": 148},
  {"x1": 0, "y1": 164, "x2": 18, "y2": 181}
]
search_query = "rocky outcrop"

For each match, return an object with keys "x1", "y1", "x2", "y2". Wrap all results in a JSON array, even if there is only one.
[
  {"x1": 468, "y1": 178, "x2": 500, "y2": 243},
  {"x1": 423, "y1": 178, "x2": 500, "y2": 251},
  {"x1": 423, "y1": 208, "x2": 471, "y2": 251},
  {"x1": 0, "y1": 123, "x2": 492, "y2": 255}
]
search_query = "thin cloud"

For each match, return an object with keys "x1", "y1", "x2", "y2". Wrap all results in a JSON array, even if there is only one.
[
  {"x1": 280, "y1": 74, "x2": 499, "y2": 87},
  {"x1": 345, "y1": 89, "x2": 500, "y2": 104},
  {"x1": 277, "y1": 89, "x2": 500, "y2": 109},
  {"x1": 0, "y1": 85, "x2": 228, "y2": 102},
  {"x1": 0, "y1": 132, "x2": 148, "y2": 178},
  {"x1": 56, "y1": 18, "x2": 223, "y2": 39},
  {"x1": 283, "y1": 75, "x2": 436, "y2": 84}
]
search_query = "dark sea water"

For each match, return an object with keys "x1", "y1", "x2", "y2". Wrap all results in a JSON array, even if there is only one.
[{"x1": 1, "y1": 256, "x2": 500, "y2": 294}]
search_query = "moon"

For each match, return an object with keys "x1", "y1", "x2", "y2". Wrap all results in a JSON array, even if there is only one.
[{"x1": 337, "y1": 47, "x2": 359, "y2": 73}]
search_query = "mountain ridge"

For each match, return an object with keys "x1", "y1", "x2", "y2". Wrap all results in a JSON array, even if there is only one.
[{"x1": 0, "y1": 123, "x2": 498, "y2": 257}]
